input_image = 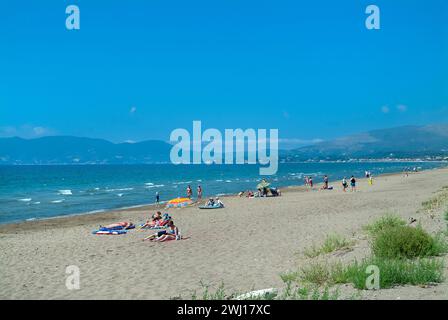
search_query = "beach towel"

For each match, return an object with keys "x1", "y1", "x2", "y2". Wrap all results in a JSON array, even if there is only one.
[{"x1": 92, "y1": 230, "x2": 127, "y2": 235}]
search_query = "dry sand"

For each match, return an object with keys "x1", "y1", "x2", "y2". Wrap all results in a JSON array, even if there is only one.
[{"x1": 1, "y1": 168, "x2": 448, "y2": 300}]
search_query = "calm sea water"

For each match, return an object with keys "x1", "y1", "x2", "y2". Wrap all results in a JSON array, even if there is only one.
[{"x1": 0, "y1": 162, "x2": 446, "y2": 224}]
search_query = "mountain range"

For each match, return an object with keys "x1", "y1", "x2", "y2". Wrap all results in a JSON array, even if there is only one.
[
  {"x1": 1, "y1": 124, "x2": 447, "y2": 164},
  {"x1": 283, "y1": 124, "x2": 448, "y2": 161}
]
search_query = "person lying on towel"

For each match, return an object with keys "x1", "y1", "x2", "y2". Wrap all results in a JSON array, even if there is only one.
[{"x1": 100, "y1": 221, "x2": 135, "y2": 230}]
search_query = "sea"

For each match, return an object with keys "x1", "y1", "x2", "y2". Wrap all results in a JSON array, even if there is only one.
[{"x1": 0, "y1": 162, "x2": 446, "y2": 224}]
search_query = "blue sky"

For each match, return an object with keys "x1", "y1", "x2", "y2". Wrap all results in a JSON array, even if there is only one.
[{"x1": 0, "y1": 0, "x2": 447, "y2": 148}]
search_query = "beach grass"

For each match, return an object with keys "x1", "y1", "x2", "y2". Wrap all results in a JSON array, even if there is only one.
[
  {"x1": 279, "y1": 281, "x2": 341, "y2": 300},
  {"x1": 371, "y1": 225, "x2": 448, "y2": 259},
  {"x1": 363, "y1": 214, "x2": 406, "y2": 236},
  {"x1": 332, "y1": 257, "x2": 444, "y2": 289},
  {"x1": 304, "y1": 234, "x2": 353, "y2": 258},
  {"x1": 293, "y1": 214, "x2": 448, "y2": 290},
  {"x1": 421, "y1": 188, "x2": 448, "y2": 213},
  {"x1": 292, "y1": 257, "x2": 444, "y2": 289},
  {"x1": 187, "y1": 280, "x2": 343, "y2": 300}
]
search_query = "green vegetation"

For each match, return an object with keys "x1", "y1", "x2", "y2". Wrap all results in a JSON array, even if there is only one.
[
  {"x1": 422, "y1": 188, "x2": 448, "y2": 213},
  {"x1": 371, "y1": 225, "x2": 448, "y2": 259},
  {"x1": 332, "y1": 257, "x2": 444, "y2": 289},
  {"x1": 291, "y1": 214, "x2": 447, "y2": 290},
  {"x1": 363, "y1": 214, "x2": 406, "y2": 236},
  {"x1": 185, "y1": 280, "x2": 342, "y2": 300},
  {"x1": 304, "y1": 234, "x2": 353, "y2": 258},
  {"x1": 283, "y1": 257, "x2": 444, "y2": 289}
]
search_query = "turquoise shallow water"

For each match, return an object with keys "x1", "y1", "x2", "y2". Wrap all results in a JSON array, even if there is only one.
[{"x1": 0, "y1": 162, "x2": 446, "y2": 224}]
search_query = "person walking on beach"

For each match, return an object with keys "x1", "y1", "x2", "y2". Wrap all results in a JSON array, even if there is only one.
[
  {"x1": 350, "y1": 176, "x2": 356, "y2": 192},
  {"x1": 368, "y1": 175, "x2": 373, "y2": 186},
  {"x1": 304, "y1": 176, "x2": 309, "y2": 187},
  {"x1": 155, "y1": 191, "x2": 160, "y2": 204},
  {"x1": 197, "y1": 185, "x2": 202, "y2": 201},
  {"x1": 186, "y1": 185, "x2": 192, "y2": 199},
  {"x1": 309, "y1": 177, "x2": 313, "y2": 188}
]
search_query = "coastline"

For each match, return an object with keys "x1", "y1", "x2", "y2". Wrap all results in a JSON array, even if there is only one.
[
  {"x1": 1, "y1": 167, "x2": 448, "y2": 299},
  {"x1": 0, "y1": 165, "x2": 444, "y2": 232}
]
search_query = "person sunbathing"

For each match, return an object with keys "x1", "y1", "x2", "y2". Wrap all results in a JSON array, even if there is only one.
[
  {"x1": 143, "y1": 220, "x2": 180, "y2": 242},
  {"x1": 141, "y1": 211, "x2": 163, "y2": 228},
  {"x1": 101, "y1": 221, "x2": 134, "y2": 230}
]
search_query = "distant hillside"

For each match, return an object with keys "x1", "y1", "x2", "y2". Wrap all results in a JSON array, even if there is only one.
[
  {"x1": 283, "y1": 124, "x2": 448, "y2": 161},
  {"x1": 0, "y1": 136, "x2": 172, "y2": 164},
  {"x1": 1, "y1": 124, "x2": 448, "y2": 164}
]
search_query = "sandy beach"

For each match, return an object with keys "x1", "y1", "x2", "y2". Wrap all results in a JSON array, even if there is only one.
[{"x1": 1, "y1": 167, "x2": 448, "y2": 300}]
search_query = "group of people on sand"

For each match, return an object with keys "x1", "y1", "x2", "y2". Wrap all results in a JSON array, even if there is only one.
[
  {"x1": 304, "y1": 176, "x2": 314, "y2": 188},
  {"x1": 205, "y1": 197, "x2": 224, "y2": 207},
  {"x1": 186, "y1": 185, "x2": 203, "y2": 200},
  {"x1": 142, "y1": 211, "x2": 181, "y2": 242},
  {"x1": 342, "y1": 176, "x2": 357, "y2": 192},
  {"x1": 303, "y1": 172, "x2": 375, "y2": 192}
]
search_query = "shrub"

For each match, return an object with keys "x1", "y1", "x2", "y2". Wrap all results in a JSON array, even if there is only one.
[
  {"x1": 371, "y1": 225, "x2": 448, "y2": 259},
  {"x1": 363, "y1": 214, "x2": 406, "y2": 236}
]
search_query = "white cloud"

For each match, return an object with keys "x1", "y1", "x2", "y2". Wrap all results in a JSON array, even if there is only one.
[{"x1": 0, "y1": 125, "x2": 55, "y2": 139}]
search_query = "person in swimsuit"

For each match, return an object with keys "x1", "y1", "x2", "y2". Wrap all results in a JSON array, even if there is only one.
[
  {"x1": 141, "y1": 211, "x2": 162, "y2": 229},
  {"x1": 186, "y1": 185, "x2": 192, "y2": 198},
  {"x1": 101, "y1": 221, "x2": 134, "y2": 230},
  {"x1": 350, "y1": 176, "x2": 356, "y2": 192},
  {"x1": 143, "y1": 220, "x2": 180, "y2": 242},
  {"x1": 197, "y1": 185, "x2": 202, "y2": 201},
  {"x1": 322, "y1": 175, "x2": 329, "y2": 190}
]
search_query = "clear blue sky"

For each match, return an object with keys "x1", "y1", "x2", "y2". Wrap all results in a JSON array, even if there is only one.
[{"x1": 0, "y1": 0, "x2": 447, "y2": 148}]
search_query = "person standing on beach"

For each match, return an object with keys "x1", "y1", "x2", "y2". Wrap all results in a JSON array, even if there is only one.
[
  {"x1": 309, "y1": 177, "x2": 313, "y2": 188},
  {"x1": 186, "y1": 185, "x2": 192, "y2": 199},
  {"x1": 197, "y1": 185, "x2": 202, "y2": 201},
  {"x1": 304, "y1": 176, "x2": 309, "y2": 187},
  {"x1": 350, "y1": 176, "x2": 356, "y2": 192},
  {"x1": 323, "y1": 175, "x2": 329, "y2": 189},
  {"x1": 342, "y1": 177, "x2": 348, "y2": 192},
  {"x1": 155, "y1": 191, "x2": 160, "y2": 204}
]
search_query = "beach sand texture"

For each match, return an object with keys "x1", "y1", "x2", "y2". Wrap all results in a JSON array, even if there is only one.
[{"x1": 1, "y1": 168, "x2": 448, "y2": 300}]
